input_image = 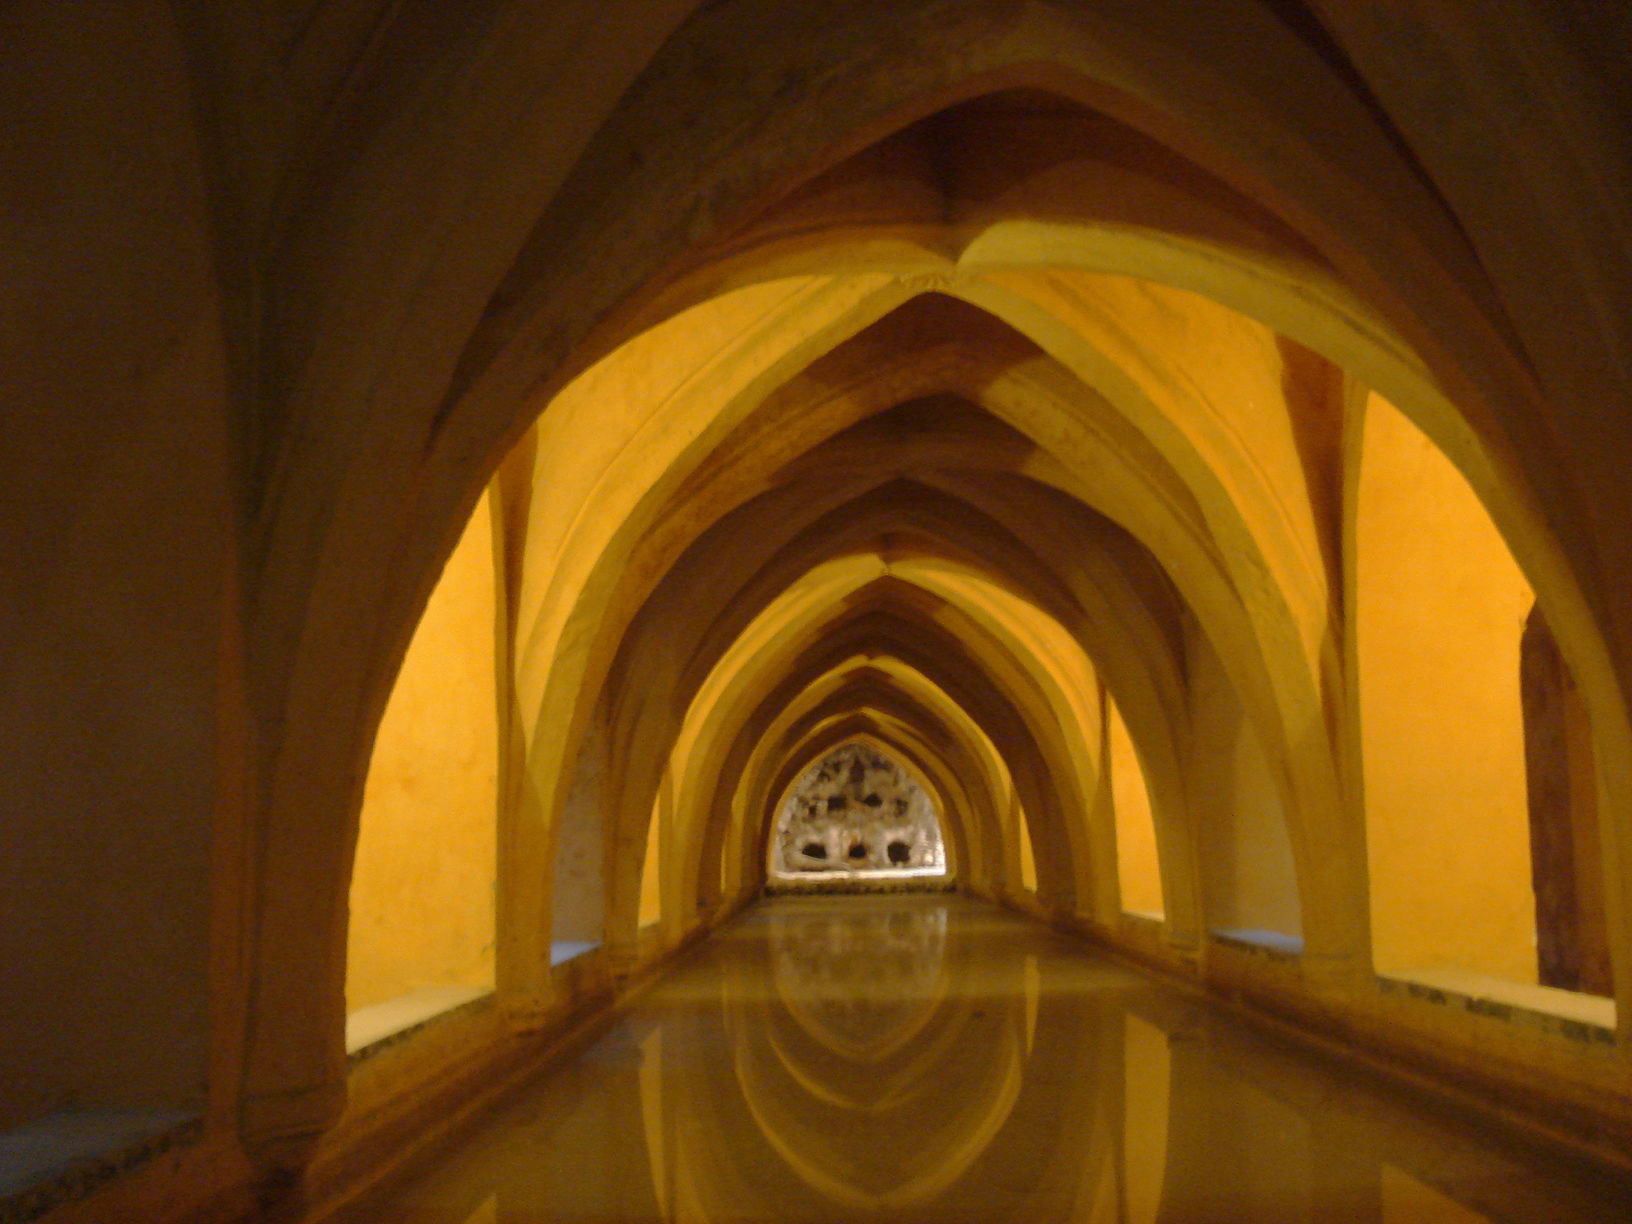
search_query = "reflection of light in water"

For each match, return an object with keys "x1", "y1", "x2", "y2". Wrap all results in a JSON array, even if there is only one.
[
  {"x1": 638, "y1": 1027, "x2": 669, "y2": 1223},
  {"x1": 768, "y1": 902, "x2": 949, "y2": 1057},
  {"x1": 341, "y1": 899, "x2": 1619, "y2": 1224},
  {"x1": 1024, "y1": 952, "x2": 1040, "y2": 1053},
  {"x1": 1122, "y1": 1013, "x2": 1169, "y2": 1224},
  {"x1": 726, "y1": 900, "x2": 1029, "y2": 1212}
]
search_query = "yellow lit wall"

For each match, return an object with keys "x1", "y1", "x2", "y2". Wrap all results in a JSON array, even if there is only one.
[
  {"x1": 639, "y1": 797, "x2": 663, "y2": 929},
  {"x1": 551, "y1": 733, "x2": 607, "y2": 946},
  {"x1": 1357, "y1": 394, "x2": 1536, "y2": 982},
  {"x1": 1227, "y1": 717, "x2": 1301, "y2": 936},
  {"x1": 1191, "y1": 634, "x2": 1303, "y2": 938},
  {"x1": 1108, "y1": 695, "x2": 1164, "y2": 916},
  {"x1": 346, "y1": 491, "x2": 499, "y2": 1011},
  {"x1": 1018, "y1": 799, "x2": 1038, "y2": 893}
]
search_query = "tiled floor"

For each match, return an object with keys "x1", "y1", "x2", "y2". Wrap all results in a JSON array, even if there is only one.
[{"x1": 328, "y1": 895, "x2": 1632, "y2": 1222}]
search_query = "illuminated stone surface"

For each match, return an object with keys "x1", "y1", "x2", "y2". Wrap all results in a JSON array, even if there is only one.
[
  {"x1": 769, "y1": 742, "x2": 946, "y2": 879},
  {"x1": 327, "y1": 897, "x2": 1632, "y2": 1224}
]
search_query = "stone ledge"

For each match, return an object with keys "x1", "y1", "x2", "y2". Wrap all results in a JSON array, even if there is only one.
[
  {"x1": 549, "y1": 940, "x2": 600, "y2": 967},
  {"x1": 1377, "y1": 969, "x2": 1617, "y2": 1047},
  {"x1": 765, "y1": 874, "x2": 959, "y2": 895},
  {"x1": 345, "y1": 986, "x2": 493, "y2": 1061},
  {"x1": 1210, "y1": 927, "x2": 1305, "y2": 961},
  {"x1": 0, "y1": 1109, "x2": 199, "y2": 1224}
]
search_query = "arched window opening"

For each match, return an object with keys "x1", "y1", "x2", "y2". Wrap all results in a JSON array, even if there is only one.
[
  {"x1": 345, "y1": 489, "x2": 499, "y2": 1053},
  {"x1": 637, "y1": 793, "x2": 664, "y2": 932},
  {"x1": 1356, "y1": 393, "x2": 1613, "y2": 1009},
  {"x1": 1107, "y1": 693, "x2": 1164, "y2": 919},
  {"x1": 1017, "y1": 798, "x2": 1039, "y2": 895}
]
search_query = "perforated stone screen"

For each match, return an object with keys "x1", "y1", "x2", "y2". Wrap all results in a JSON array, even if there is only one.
[{"x1": 769, "y1": 743, "x2": 946, "y2": 879}]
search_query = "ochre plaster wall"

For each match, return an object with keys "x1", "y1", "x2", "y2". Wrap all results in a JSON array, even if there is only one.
[
  {"x1": 1189, "y1": 633, "x2": 1303, "y2": 939},
  {"x1": 1018, "y1": 801, "x2": 1039, "y2": 894},
  {"x1": 551, "y1": 732, "x2": 607, "y2": 947},
  {"x1": 1224, "y1": 720, "x2": 1302, "y2": 938},
  {"x1": 638, "y1": 798, "x2": 663, "y2": 929},
  {"x1": 347, "y1": 492, "x2": 499, "y2": 1012},
  {"x1": 1108, "y1": 696, "x2": 1163, "y2": 917},
  {"x1": 1357, "y1": 394, "x2": 1536, "y2": 982}
]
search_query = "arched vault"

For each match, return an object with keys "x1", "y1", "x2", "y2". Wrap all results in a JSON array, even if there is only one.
[{"x1": 230, "y1": 6, "x2": 1632, "y2": 1158}]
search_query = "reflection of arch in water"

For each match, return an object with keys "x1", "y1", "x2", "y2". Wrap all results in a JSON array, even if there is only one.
[
  {"x1": 642, "y1": 905, "x2": 1126, "y2": 1219},
  {"x1": 731, "y1": 905, "x2": 1026, "y2": 1211},
  {"x1": 765, "y1": 901, "x2": 951, "y2": 1066}
]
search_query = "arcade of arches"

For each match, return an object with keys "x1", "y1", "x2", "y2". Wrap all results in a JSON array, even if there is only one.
[{"x1": 5, "y1": 3, "x2": 1632, "y2": 1221}]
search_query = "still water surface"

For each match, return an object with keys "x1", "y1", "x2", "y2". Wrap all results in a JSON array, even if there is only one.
[{"x1": 332, "y1": 896, "x2": 1631, "y2": 1222}]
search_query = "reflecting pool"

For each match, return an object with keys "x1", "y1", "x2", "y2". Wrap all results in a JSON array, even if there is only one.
[{"x1": 331, "y1": 896, "x2": 1632, "y2": 1223}]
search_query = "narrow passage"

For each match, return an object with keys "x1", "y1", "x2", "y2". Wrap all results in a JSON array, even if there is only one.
[{"x1": 331, "y1": 896, "x2": 1631, "y2": 1223}]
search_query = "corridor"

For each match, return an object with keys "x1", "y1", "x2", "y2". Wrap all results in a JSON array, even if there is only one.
[
  {"x1": 327, "y1": 897, "x2": 1631, "y2": 1224},
  {"x1": 13, "y1": 11, "x2": 1632, "y2": 1224}
]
